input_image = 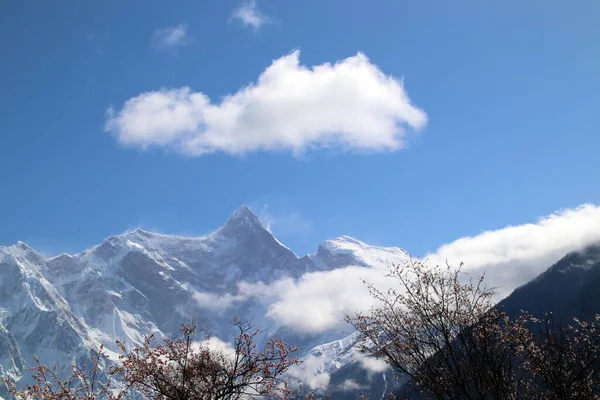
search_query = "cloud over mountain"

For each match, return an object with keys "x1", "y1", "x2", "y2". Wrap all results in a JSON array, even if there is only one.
[{"x1": 211, "y1": 204, "x2": 600, "y2": 334}]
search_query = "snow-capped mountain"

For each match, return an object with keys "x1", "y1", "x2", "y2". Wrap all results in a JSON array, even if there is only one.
[{"x1": 0, "y1": 205, "x2": 408, "y2": 398}]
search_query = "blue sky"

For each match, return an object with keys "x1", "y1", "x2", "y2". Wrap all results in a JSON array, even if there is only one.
[{"x1": 1, "y1": 0, "x2": 599, "y2": 258}]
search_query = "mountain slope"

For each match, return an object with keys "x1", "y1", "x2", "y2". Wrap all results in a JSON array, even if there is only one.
[{"x1": 0, "y1": 243, "x2": 96, "y2": 397}]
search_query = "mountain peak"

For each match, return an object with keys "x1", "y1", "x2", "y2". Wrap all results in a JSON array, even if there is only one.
[
  {"x1": 230, "y1": 204, "x2": 256, "y2": 218},
  {"x1": 129, "y1": 227, "x2": 154, "y2": 239},
  {"x1": 224, "y1": 205, "x2": 263, "y2": 228}
]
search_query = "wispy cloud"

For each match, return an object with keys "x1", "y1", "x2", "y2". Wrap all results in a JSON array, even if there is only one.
[
  {"x1": 259, "y1": 205, "x2": 276, "y2": 232},
  {"x1": 230, "y1": 0, "x2": 271, "y2": 31},
  {"x1": 105, "y1": 51, "x2": 427, "y2": 156},
  {"x1": 340, "y1": 379, "x2": 363, "y2": 392},
  {"x1": 150, "y1": 23, "x2": 191, "y2": 51},
  {"x1": 259, "y1": 205, "x2": 313, "y2": 237}
]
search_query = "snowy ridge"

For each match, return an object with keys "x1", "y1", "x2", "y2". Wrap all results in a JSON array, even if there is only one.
[{"x1": 313, "y1": 235, "x2": 409, "y2": 270}]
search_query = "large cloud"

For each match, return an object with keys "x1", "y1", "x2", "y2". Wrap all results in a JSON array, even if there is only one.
[
  {"x1": 195, "y1": 204, "x2": 600, "y2": 334},
  {"x1": 105, "y1": 51, "x2": 427, "y2": 156},
  {"x1": 265, "y1": 267, "x2": 384, "y2": 334}
]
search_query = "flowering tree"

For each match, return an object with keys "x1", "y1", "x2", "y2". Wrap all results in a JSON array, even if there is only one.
[
  {"x1": 347, "y1": 258, "x2": 600, "y2": 399},
  {"x1": 1, "y1": 346, "x2": 123, "y2": 400},
  {"x1": 509, "y1": 313, "x2": 600, "y2": 399},
  {"x1": 114, "y1": 318, "x2": 299, "y2": 400},
  {"x1": 2, "y1": 318, "x2": 301, "y2": 400},
  {"x1": 346, "y1": 259, "x2": 521, "y2": 399}
]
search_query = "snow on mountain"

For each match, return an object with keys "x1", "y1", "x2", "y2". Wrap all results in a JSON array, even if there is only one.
[
  {"x1": 314, "y1": 236, "x2": 408, "y2": 269},
  {"x1": 0, "y1": 243, "x2": 96, "y2": 397},
  {"x1": 0, "y1": 205, "x2": 408, "y2": 397},
  {"x1": 288, "y1": 332, "x2": 402, "y2": 399}
]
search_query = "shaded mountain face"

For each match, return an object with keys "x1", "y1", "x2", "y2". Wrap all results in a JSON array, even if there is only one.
[
  {"x1": 498, "y1": 244, "x2": 600, "y2": 324},
  {"x1": 391, "y1": 244, "x2": 600, "y2": 400},
  {"x1": 0, "y1": 206, "x2": 409, "y2": 398}
]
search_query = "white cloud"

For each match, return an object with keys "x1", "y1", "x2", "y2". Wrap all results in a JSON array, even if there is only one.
[
  {"x1": 193, "y1": 337, "x2": 237, "y2": 362},
  {"x1": 264, "y1": 267, "x2": 385, "y2": 333},
  {"x1": 151, "y1": 23, "x2": 191, "y2": 50},
  {"x1": 352, "y1": 352, "x2": 389, "y2": 373},
  {"x1": 193, "y1": 291, "x2": 246, "y2": 312},
  {"x1": 105, "y1": 51, "x2": 427, "y2": 156},
  {"x1": 339, "y1": 379, "x2": 363, "y2": 391},
  {"x1": 198, "y1": 204, "x2": 600, "y2": 334},
  {"x1": 197, "y1": 337, "x2": 235, "y2": 354},
  {"x1": 287, "y1": 355, "x2": 331, "y2": 391},
  {"x1": 192, "y1": 268, "x2": 390, "y2": 334},
  {"x1": 230, "y1": 0, "x2": 271, "y2": 30},
  {"x1": 191, "y1": 267, "x2": 401, "y2": 334}
]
